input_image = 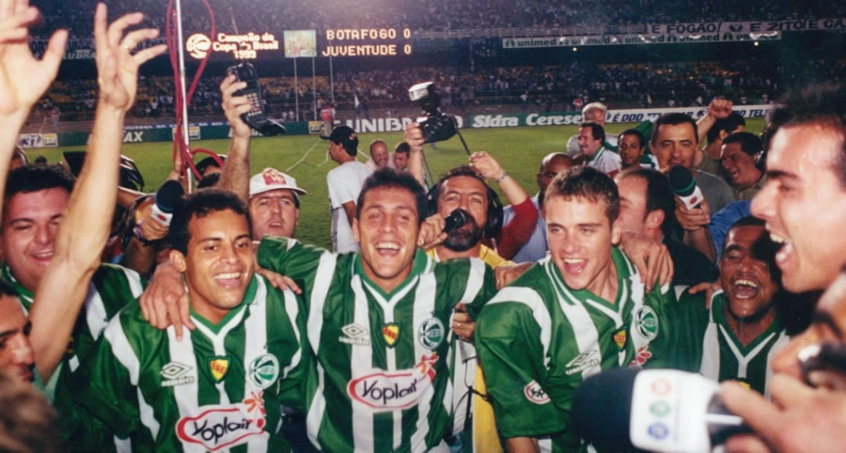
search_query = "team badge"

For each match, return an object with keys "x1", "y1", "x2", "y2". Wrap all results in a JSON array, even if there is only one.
[
  {"x1": 634, "y1": 306, "x2": 659, "y2": 341},
  {"x1": 382, "y1": 323, "x2": 400, "y2": 347},
  {"x1": 523, "y1": 380, "x2": 550, "y2": 405},
  {"x1": 248, "y1": 354, "x2": 280, "y2": 390},
  {"x1": 209, "y1": 356, "x2": 231, "y2": 383},
  {"x1": 417, "y1": 317, "x2": 445, "y2": 349},
  {"x1": 612, "y1": 326, "x2": 628, "y2": 351}
]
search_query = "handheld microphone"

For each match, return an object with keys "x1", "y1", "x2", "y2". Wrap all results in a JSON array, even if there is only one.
[
  {"x1": 572, "y1": 368, "x2": 750, "y2": 453},
  {"x1": 668, "y1": 165, "x2": 704, "y2": 210},
  {"x1": 150, "y1": 180, "x2": 184, "y2": 226},
  {"x1": 443, "y1": 209, "x2": 470, "y2": 233}
]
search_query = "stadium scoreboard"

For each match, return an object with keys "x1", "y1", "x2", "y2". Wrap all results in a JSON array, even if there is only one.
[{"x1": 186, "y1": 27, "x2": 412, "y2": 60}]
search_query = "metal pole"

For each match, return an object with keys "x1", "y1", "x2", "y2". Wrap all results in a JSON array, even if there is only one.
[
  {"x1": 294, "y1": 58, "x2": 299, "y2": 121},
  {"x1": 329, "y1": 55, "x2": 334, "y2": 104},
  {"x1": 312, "y1": 56, "x2": 317, "y2": 121},
  {"x1": 174, "y1": 0, "x2": 194, "y2": 190}
]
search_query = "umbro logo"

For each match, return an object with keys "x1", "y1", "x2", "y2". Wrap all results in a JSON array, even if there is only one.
[
  {"x1": 565, "y1": 350, "x2": 600, "y2": 376},
  {"x1": 161, "y1": 362, "x2": 196, "y2": 387},
  {"x1": 339, "y1": 323, "x2": 371, "y2": 346}
]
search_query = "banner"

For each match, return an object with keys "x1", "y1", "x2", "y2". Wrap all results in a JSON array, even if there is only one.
[
  {"x1": 469, "y1": 105, "x2": 775, "y2": 129},
  {"x1": 343, "y1": 116, "x2": 465, "y2": 134},
  {"x1": 503, "y1": 30, "x2": 780, "y2": 48}
]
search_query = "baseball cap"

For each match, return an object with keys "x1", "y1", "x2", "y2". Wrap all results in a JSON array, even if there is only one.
[
  {"x1": 320, "y1": 125, "x2": 359, "y2": 149},
  {"x1": 249, "y1": 168, "x2": 307, "y2": 198}
]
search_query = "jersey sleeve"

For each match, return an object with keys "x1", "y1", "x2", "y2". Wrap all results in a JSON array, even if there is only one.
[
  {"x1": 438, "y1": 258, "x2": 497, "y2": 320},
  {"x1": 257, "y1": 237, "x2": 327, "y2": 289},
  {"x1": 495, "y1": 197, "x2": 539, "y2": 260},
  {"x1": 62, "y1": 318, "x2": 141, "y2": 448},
  {"x1": 476, "y1": 300, "x2": 567, "y2": 439}
]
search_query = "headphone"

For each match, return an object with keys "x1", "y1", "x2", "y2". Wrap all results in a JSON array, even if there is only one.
[{"x1": 426, "y1": 179, "x2": 503, "y2": 239}]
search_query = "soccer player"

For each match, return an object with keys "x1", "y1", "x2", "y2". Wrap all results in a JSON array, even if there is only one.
[
  {"x1": 477, "y1": 166, "x2": 675, "y2": 452},
  {"x1": 257, "y1": 168, "x2": 497, "y2": 452},
  {"x1": 661, "y1": 217, "x2": 789, "y2": 395},
  {"x1": 67, "y1": 189, "x2": 308, "y2": 451}
]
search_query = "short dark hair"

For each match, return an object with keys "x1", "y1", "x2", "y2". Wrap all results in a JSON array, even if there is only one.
[
  {"x1": 195, "y1": 154, "x2": 226, "y2": 175},
  {"x1": 4, "y1": 165, "x2": 74, "y2": 203},
  {"x1": 169, "y1": 189, "x2": 251, "y2": 254},
  {"x1": 579, "y1": 121, "x2": 606, "y2": 143},
  {"x1": 617, "y1": 167, "x2": 679, "y2": 238},
  {"x1": 196, "y1": 172, "x2": 221, "y2": 189},
  {"x1": 652, "y1": 113, "x2": 699, "y2": 145},
  {"x1": 766, "y1": 82, "x2": 846, "y2": 188},
  {"x1": 618, "y1": 129, "x2": 646, "y2": 148},
  {"x1": 545, "y1": 166, "x2": 620, "y2": 224},
  {"x1": 0, "y1": 279, "x2": 18, "y2": 298},
  {"x1": 706, "y1": 112, "x2": 746, "y2": 143},
  {"x1": 356, "y1": 168, "x2": 427, "y2": 226},
  {"x1": 394, "y1": 142, "x2": 411, "y2": 155},
  {"x1": 435, "y1": 165, "x2": 488, "y2": 201},
  {"x1": 722, "y1": 131, "x2": 762, "y2": 157}
]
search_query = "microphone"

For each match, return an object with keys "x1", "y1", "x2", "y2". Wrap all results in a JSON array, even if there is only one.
[
  {"x1": 150, "y1": 180, "x2": 184, "y2": 226},
  {"x1": 668, "y1": 165, "x2": 704, "y2": 210},
  {"x1": 443, "y1": 209, "x2": 470, "y2": 233},
  {"x1": 572, "y1": 368, "x2": 750, "y2": 453}
]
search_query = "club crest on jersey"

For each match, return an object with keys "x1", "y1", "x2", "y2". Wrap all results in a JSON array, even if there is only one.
[
  {"x1": 524, "y1": 380, "x2": 550, "y2": 404},
  {"x1": 347, "y1": 354, "x2": 438, "y2": 411},
  {"x1": 161, "y1": 362, "x2": 195, "y2": 387},
  {"x1": 613, "y1": 327, "x2": 628, "y2": 352},
  {"x1": 417, "y1": 317, "x2": 445, "y2": 349},
  {"x1": 634, "y1": 306, "x2": 659, "y2": 341},
  {"x1": 339, "y1": 323, "x2": 371, "y2": 346},
  {"x1": 248, "y1": 354, "x2": 280, "y2": 390},
  {"x1": 176, "y1": 391, "x2": 267, "y2": 451},
  {"x1": 209, "y1": 356, "x2": 231, "y2": 383},
  {"x1": 382, "y1": 323, "x2": 400, "y2": 348}
]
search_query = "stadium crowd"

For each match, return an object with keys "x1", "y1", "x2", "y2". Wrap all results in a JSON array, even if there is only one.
[{"x1": 3, "y1": 1, "x2": 846, "y2": 453}]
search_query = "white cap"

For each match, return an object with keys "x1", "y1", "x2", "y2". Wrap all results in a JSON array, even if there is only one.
[{"x1": 249, "y1": 168, "x2": 307, "y2": 198}]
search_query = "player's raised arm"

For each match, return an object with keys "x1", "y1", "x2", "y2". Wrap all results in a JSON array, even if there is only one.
[{"x1": 28, "y1": 3, "x2": 166, "y2": 381}]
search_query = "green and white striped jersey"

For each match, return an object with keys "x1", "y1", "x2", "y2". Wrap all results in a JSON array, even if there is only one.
[
  {"x1": 257, "y1": 237, "x2": 497, "y2": 453},
  {"x1": 476, "y1": 248, "x2": 674, "y2": 453},
  {"x1": 2, "y1": 262, "x2": 145, "y2": 400},
  {"x1": 663, "y1": 290, "x2": 789, "y2": 396},
  {"x1": 67, "y1": 275, "x2": 308, "y2": 452}
]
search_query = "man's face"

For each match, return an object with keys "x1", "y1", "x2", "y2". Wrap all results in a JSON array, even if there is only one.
[
  {"x1": 370, "y1": 143, "x2": 389, "y2": 169},
  {"x1": 544, "y1": 195, "x2": 621, "y2": 294},
  {"x1": 751, "y1": 125, "x2": 846, "y2": 293},
  {"x1": 537, "y1": 156, "x2": 575, "y2": 195},
  {"x1": 327, "y1": 141, "x2": 344, "y2": 163},
  {"x1": 171, "y1": 209, "x2": 254, "y2": 325},
  {"x1": 437, "y1": 176, "x2": 487, "y2": 251},
  {"x1": 719, "y1": 224, "x2": 779, "y2": 321},
  {"x1": 578, "y1": 127, "x2": 603, "y2": 158},
  {"x1": 618, "y1": 134, "x2": 645, "y2": 168},
  {"x1": 394, "y1": 152, "x2": 409, "y2": 170},
  {"x1": 721, "y1": 143, "x2": 761, "y2": 189},
  {"x1": 615, "y1": 176, "x2": 648, "y2": 236},
  {"x1": 1, "y1": 188, "x2": 69, "y2": 293},
  {"x1": 652, "y1": 122, "x2": 698, "y2": 171},
  {"x1": 249, "y1": 189, "x2": 299, "y2": 239},
  {"x1": 0, "y1": 296, "x2": 34, "y2": 383},
  {"x1": 583, "y1": 109, "x2": 606, "y2": 126},
  {"x1": 353, "y1": 186, "x2": 420, "y2": 293}
]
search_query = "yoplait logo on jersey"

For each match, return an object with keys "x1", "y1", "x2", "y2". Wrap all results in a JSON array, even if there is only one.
[
  {"x1": 347, "y1": 353, "x2": 438, "y2": 411},
  {"x1": 176, "y1": 391, "x2": 266, "y2": 451}
]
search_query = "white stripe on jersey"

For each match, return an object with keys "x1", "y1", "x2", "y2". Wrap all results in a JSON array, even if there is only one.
[
  {"x1": 104, "y1": 319, "x2": 161, "y2": 439},
  {"x1": 410, "y1": 271, "x2": 437, "y2": 453},
  {"x1": 281, "y1": 288, "x2": 303, "y2": 380},
  {"x1": 168, "y1": 328, "x2": 203, "y2": 453},
  {"x1": 486, "y1": 287, "x2": 552, "y2": 367},
  {"x1": 124, "y1": 267, "x2": 145, "y2": 297},
  {"x1": 192, "y1": 304, "x2": 248, "y2": 405},
  {"x1": 719, "y1": 325, "x2": 776, "y2": 379},
  {"x1": 305, "y1": 251, "x2": 337, "y2": 452},
  {"x1": 243, "y1": 279, "x2": 271, "y2": 450},
  {"x1": 350, "y1": 274, "x2": 376, "y2": 453},
  {"x1": 764, "y1": 332, "x2": 790, "y2": 399},
  {"x1": 84, "y1": 284, "x2": 107, "y2": 345}
]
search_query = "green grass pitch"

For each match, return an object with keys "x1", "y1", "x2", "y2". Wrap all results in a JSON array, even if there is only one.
[{"x1": 33, "y1": 119, "x2": 767, "y2": 249}]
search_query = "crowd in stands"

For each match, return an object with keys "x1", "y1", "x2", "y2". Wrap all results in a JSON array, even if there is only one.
[
  {"x1": 39, "y1": 58, "x2": 846, "y2": 125},
  {"x1": 32, "y1": 0, "x2": 846, "y2": 39}
]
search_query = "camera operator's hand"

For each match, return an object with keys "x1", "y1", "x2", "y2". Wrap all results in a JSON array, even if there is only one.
[
  {"x1": 404, "y1": 122, "x2": 425, "y2": 154},
  {"x1": 469, "y1": 151, "x2": 505, "y2": 180},
  {"x1": 0, "y1": 0, "x2": 66, "y2": 124},
  {"x1": 94, "y1": 4, "x2": 166, "y2": 113},
  {"x1": 221, "y1": 74, "x2": 253, "y2": 139},
  {"x1": 417, "y1": 213, "x2": 447, "y2": 249}
]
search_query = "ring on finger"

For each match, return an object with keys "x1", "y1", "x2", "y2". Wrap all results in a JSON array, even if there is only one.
[{"x1": 121, "y1": 43, "x2": 133, "y2": 51}]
